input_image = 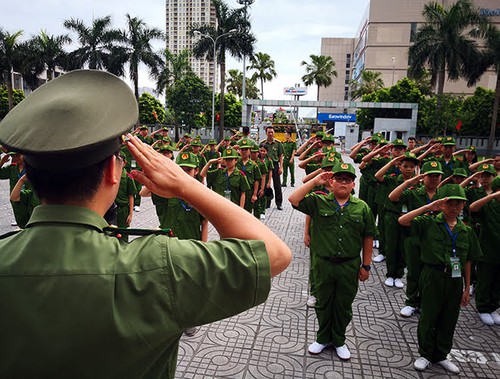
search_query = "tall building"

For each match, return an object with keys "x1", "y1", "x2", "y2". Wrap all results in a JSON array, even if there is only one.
[
  {"x1": 320, "y1": 0, "x2": 500, "y2": 106},
  {"x1": 165, "y1": 0, "x2": 216, "y2": 88}
]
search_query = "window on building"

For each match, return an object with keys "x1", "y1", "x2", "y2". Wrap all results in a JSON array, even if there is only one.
[
  {"x1": 410, "y1": 23, "x2": 417, "y2": 43},
  {"x1": 346, "y1": 54, "x2": 351, "y2": 68}
]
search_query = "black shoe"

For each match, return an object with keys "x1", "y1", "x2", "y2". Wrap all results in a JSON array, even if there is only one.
[
  {"x1": 291, "y1": 184, "x2": 294, "y2": 187},
  {"x1": 277, "y1": 205, "x2": 283, "y2": 210}
]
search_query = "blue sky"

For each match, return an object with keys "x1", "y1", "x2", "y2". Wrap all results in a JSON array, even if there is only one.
[{"x1": 2, "y1": 0, "x2": 369, "y2": 112}]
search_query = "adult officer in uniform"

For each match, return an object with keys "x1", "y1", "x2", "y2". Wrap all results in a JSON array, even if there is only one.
[
  {"x1": 0, "y1": 70, "x2": 292, "y2": 378},
  {"x1": 282, "y1": 131, "x2": 296, "y2": 187},
  {"x1": 261, "y1": 125, "x2": 284, "y2": 210}
]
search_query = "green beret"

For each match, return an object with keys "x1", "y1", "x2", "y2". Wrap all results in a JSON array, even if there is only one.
[
  {"x1": 176, "y1": 152, "x2": 198, "y2": 168},
  {"x1": 0, "y1": 70, "x2": 138, "y2": 170},
  {"x1": 437, "y1": 184, "x2": 467, "y2": 201},
  {"x1": 332, "y1": 162, "x2": 356, "y2": 178},
  {"x1": 421, "y1": 161, "x2": 444, "y2": 175},
  {"x1": 222, "y1": 148, "x2": 239, "y2": 159}
]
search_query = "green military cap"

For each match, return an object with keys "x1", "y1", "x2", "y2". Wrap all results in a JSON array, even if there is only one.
[
  {"x1": 222, "y1": 148, "x2": 240, "y2": 159},
  {"x1": 224, "y1": 136, "x2": 231, "y2": 141},
  {"x1": 208, "y1": 139, "x2": 217, "y2": 145},
  {"x1": 322, "y1": 145, "x2": 337, "y2": 154},
  {"x1": 176, "y1": 152, "x2": 198, "y2": 168},
  {"x1": 161, "y1": 136, "x2": 172, "y2": 142},
  {"x1": 332, "y1": 162, "x2": 356, "y2": 178},
  {"x1": 193, "y1": 135, "x2": 202, "y2": 140},
  {"x1": 437, "y1": 184, "x2": 467, "y2": 201},
  {"x1": 161, "y1": 126, "x2": 169, "y2": 131},
  {"x1": 467, "y1": 145, "x2": 476, "y2": 152},
  {"x1": 6, "y1": 151, "x2": 19, "y2": 156},
  {"x1": 452, "y1": 168, "x2": 468, "y2": 178},
  {"x1": 321, "y1": 153, "x2": 338, "y2": 168},
  {"x1": 421, "y1": 161, "x2": 444, "y2": 175},
  {"x1": 159, "y1": 145, "x2": 174, "y2": 153},
  {"x1": 477, "y1": 163, "x2": 496, "y2": 175},
  {"x1": 435, "y1": 136, "x2": 444, "y2": 143},
  {"x1": 184, "y1": 133, "x2": 192, "y2": 138},
  {"x1": 139, "y1": 125, "x2": 148, "y2": 130},
  {"x1": 492, "y1": 176, "x2": 500, "y2": 192},
  {"x1": 0, "y1": 70, "x2": 138, "y2": 170},
  {"x1": 370, "y1": 135, "x2": 380, "y2": 142},
  {"x1": 190, "y1": 139, "x2": 203, "y2": 147},
  {"x1": 401, "y1": 151, "x2": 419, "y2": 165},
  {"x1": 322, "y1": 134, "x2": 335, "y2": 143},
  {"x1": 251, "y1": 146, "x2": 260, "y2": 153},
  {"x1": 378, "y1": 138, "x2": 388, "y2": 146},
  {"x1": 442, "y1": 136, "x2": 456, "y2": 146},
  {"x1": 315, "y1": 131, "x2": 325, "y2": 138},
  {"x1": 238, "y1": 138, "x2": 253, "y2": 148},
  {"x1": 391, "y1": 138, "x2": 407, "y2": 148}
]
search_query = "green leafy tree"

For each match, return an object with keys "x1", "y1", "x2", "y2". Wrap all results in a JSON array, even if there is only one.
[
  {"x1": 138, "y1": 92, "x2": 166, "y2": 125},
  {"x1": 192, "y1": 0, "x2": 256, "y2": 138},
  {"x1": 167, "y1": 71, "x2": 211, "y2": 138},
  {"x1": 301, "y1": 54, "x2": 337, "y2": 101},
  {"x1": 350, "y1": 70, "x2": 384, "y2": 100},
  {"x1": 27, "y1": 30, "x2": 71, "y2": 81},
  {"x1": 248, "y1": 52, "x2": 277, "y2": 100},
  {"x1": 0, "y1": 85, "x2": 24, "y2": 119},
  {"x1": 459, "y1": 87, "x2": 494, "y2": 136},
  {"x1": 216, "y1": 92, "x2": 242, "y2": 129},
  {"x1": 155, "y1": 48, "x2": 191, "y2": 97},
  {"x1": 124, "y1": 14, "x2": 164, "y2": 100},
  {"x1": 226, "y1": 69, "x2": 259, "y2": 99},
  {"x1": 63, "y1": 15, "x2": 126, "y2": 75},
  {"x1": 408, "y1": 0, "x2": 486, "y2": 133},
  {"x1": 0, "y1": 29, "x2": 24, "y2": 111}
]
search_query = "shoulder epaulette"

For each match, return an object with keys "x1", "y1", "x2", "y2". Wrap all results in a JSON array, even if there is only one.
[
  {"x1": 0, "y1": 229, "x2": 23, "y2": 240},
  {"x1": 103, "y1": 226, "x2": 175, "y2": 239}
]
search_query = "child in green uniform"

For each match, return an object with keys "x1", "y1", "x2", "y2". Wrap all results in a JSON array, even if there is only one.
[
  {"x1": 289, "y1": 163, "x2": 378, "y2": 361},
  {"x1": 114, "y1": 155, "x2": 136, "y2": 234},
  {"x1": 201, "y1": 148, "x2": 250, "y2": 208},
  {"x1": 9, "y1": 173, "x2": 40, "y2": 228},
  {"x1": 259, "y1": 145, "x2": 274, "y2": 209},
  {"x1": 399, "y1": 184, "x2": 482, "y2": 374},
  {"x1": 250, "y1": 146, "x2": 268, "y2": 219},
  {"x1": 237, "y1": 138, "x2": 262, "y2": 214}
]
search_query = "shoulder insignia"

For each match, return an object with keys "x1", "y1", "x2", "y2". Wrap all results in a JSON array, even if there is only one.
[
  {"x1": 0, "y1": 230, "x2": 22, "y2": 240},
  {"x1": 313, "y1": 190, "x2": 329, "y2": 196},
  {"x1": 239, "y1": 170, "x2": 246, "y2": 176},
  {"x1": 103, "y1": 226, "x2": 175, "y2": 239}
]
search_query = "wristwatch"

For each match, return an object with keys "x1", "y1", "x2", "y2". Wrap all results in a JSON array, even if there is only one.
[{"x1": 361, "y1": 264, "x2": 371, "y2": 271}]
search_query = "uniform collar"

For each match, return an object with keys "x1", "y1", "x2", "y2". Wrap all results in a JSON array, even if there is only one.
[
  {"x1": 25, "y1": 205, "x2": 109, "y2": 231},
  {"x1": 326, "y1": 193, "x2": 359, "y2": 204},
  {"x1": 435, "y1": 212, "x2": 466, "y2": 232}
]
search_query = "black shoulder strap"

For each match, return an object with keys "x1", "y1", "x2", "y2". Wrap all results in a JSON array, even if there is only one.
[{"x1": 103, "y1": 226, "x2": 175, "y2": 239}]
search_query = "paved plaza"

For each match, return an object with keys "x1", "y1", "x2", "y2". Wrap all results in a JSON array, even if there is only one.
[{"x1": 0, "y1": 154, "x2": 499, "y2": 378}]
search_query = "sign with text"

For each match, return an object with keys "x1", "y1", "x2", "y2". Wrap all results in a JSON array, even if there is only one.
[
  {"x1": 283, "y1": 87, "x2": 307, "y2": 96},
  {"x1": 318, "y1": 113, "x2": 356, "y2": 122}
]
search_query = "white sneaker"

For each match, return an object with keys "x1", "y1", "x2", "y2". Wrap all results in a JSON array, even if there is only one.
[
  {"x1": 490, "y1": 311, "x2": 500, "y2": 325},
  {"x1": 384, "y1": 277, "x2": 394, "y2": 287},
  {"x1": 479, "y1": 312, "x2": 495, "y2": 325},
  {"x1": 394, "y1": 278, "x2": 404, "y2": 288},
  {"x1": 437, "y1": 359, "x2": 460, "y2": 374},
  {"x1": 259, "y1": 214, "x2": 266, "y2": 221},
  {"x1": 414, "y1": 357, "x2": 431, "y2": 371},
  {"x1": 373, "y1": 254, "x2": 385, "y2": 263},
  {"x1": 308, "y1": 341, "x2": 329, "y2": 355},
  {"x1": 307, "y1": 295, "x2": 317, "y2": 307},
  {"x1": 10, "y1": 221, "x2": 17, "y2": 226},
  {"x1": 133, "y1": 206, "x2": 141, "y2": 212},
  {"x1": 335, "y1": 344, "x2": 351, "y2": 360},
  {"x1": 400, "y1": 306, "x2": 416, "y2": 317},
  {"x1": 469, "y1": 285, "x2": 475, "y2": 296}
]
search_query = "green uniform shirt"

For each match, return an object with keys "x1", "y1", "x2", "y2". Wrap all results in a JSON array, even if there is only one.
[
  {"x1": 471, "y1": 197, "x2": 500, "y2": 263},
  {"x1": 207, "y1": 168, "x2": 251, "y2": 204},
  {"x1": 0, "y1": 205, "x2": 271, "y2": 378},
  {"x1": 137, "y1": 135, "x2": 154, "y2": 145},
  {"x1": 283, "y1": 141, "x2": 297, "y2": 158},
  {"x1": 399, "y1": 185, "x2": 438, "y2": 212},
  {"x1": 294, "y1": 194, "x2": 378, "y2": 258},
  {"x1": 0, "y1": 163, "x2": 27, "y2": 191},
  {"x1": 115, "y1": 169, "x2": 136, "y2": 206},
  {"x1": 237, "y1": 159, "x2": 262, "y2": 188},
  {"x1": 383, "y1": 173, "x2": 405, "y2": 213},
  {"x1": 161, "y1": 198, "x2": 204, "y2": 240},
  {"x1": 411, "y1": 213, "x2": 482, "y2": 267},
  {"x1": 261, "y1": 139, "x2": 283, "y2": 163}
]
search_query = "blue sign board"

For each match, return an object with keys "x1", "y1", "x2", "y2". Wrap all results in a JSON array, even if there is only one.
[{"x1": 317, "y1": 113, "x2": 356, "y2": 122}]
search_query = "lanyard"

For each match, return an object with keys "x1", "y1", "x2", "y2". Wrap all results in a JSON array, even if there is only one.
[
  {"x1": 443, "y1": 223, "x2": 458, "y2": 257},
  {"x1": 225, "y1": 171, "x2": 230, "y2": 191},
  {"x1": 178, "y1": 199, "x2": 192, "y2": 212},
  {"x1": 333, "y1": 199, "x2": 349, "y2": 213}
]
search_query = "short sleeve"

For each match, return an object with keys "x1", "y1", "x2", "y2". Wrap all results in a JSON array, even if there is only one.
[
  {"x1": 165, "y1": 238, "x2": 271, "y2": 328},
  {"x1": 294, "y1": 192, "x2": 317, "y2": 217},
  {"x1": 467, "y1": 228, "x2": 483, "y2": 261},
  {"x1": 362, "y1": 204, "x2": 379, "y2": 237},
  {"x1": 411, "y1": 214, "x2": 433, "y2": 236}
]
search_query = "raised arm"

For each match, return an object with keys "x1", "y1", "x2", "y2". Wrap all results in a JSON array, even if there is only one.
[
  {"x1": 388, "y1": 174, "x2": 424, "y2": 202},
  {"x1": 398, "y1": 199, "x2": 447, "y2": 226},
  {"x1": 469, "y1": 191, "x2": 500, "y2": 213}
]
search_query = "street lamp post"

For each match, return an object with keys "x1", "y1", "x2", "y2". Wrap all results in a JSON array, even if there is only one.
[
  {"x1": 194, "y1": 29, "x2": 237, "y2": 139},
  {"x1": 392, "y1": 56, "x2": 396, "y2": 86},
  {"x1": 237, "y1": 0, "x2": 255, "y2": 128}
]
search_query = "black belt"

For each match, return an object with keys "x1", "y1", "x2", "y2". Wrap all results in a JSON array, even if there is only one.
[
  {"x1": 426, "y1": 263, "x2": 451, "y2": 274},
  {"x1": 322, "y1": 256, "x2": 357, "y2": 264}
]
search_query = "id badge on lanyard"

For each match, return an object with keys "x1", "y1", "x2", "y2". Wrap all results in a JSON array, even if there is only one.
[{"x1": 445, "y1": 223, "x2": 461, "y2": 278}]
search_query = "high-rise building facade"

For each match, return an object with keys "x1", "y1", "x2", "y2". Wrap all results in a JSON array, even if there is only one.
[
  {"x1": 165, "y1": 0, "x2": 216, "y2": 88},
  {"x1": 320, "y1": 0, "x2": 500, "y2": 106}
]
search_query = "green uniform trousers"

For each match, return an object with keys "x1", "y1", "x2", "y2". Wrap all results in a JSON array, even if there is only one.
[
  {"x1": 358, "y1": 177, "x2": 368, "y2": 202},
  {"x1": 404, "y1": 237, "x2": 423, "y2": 308},
  {"x1": 377, "y1": 207, "x2": 386, "y2": 256},
  {"x1": 282, "y1": 157, "x2": 295, "y2": 186},
  {"x1": 313, "y1": 256, "x2": 360, "y2": 347},
  {"x1": 11, "y1": 201, "x2": 31, "y2": 229},
  {"x1": 309, "y1": 250, "x2": 316, "y2": 297},
  {"x1": 133, "y1": 180, "x2": 142, "y2": 207},
  {"x1": 475, "y1": 262, "x2": 500, "y2": 313},
  {"x1": 116, "y1": 203, "x2": 131, "y2": 242},
  {"x1": 252, "y1": 195, "x2": 265, "y2": 219},
  {"x1": 384, "y1": 211, "x2": 406, "y2": 279},
  {"x1": 365, "y1": 183, "x2": 378, "y2": 220},
  {"x1": 418, "y1": 266, "x2": 463, "y2": 363}
]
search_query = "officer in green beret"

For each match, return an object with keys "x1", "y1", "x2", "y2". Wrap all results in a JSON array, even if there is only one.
[
  {"x1": 0, "y1": 69, "x2": 291, "y2": 378},
  {"x1": 388, "y1": 161, "x2": 443, "y2": 317},
  {"x1": 237, "y1": 138, "x2": 262, "y2": 214},
  {"x1": 289, "y1": 162, "x2": 377, "y2": 361},
  {"x1": 399, "y1": 184, "x2": 482, "y2": 374},
  {"x1": 201, "y1": 148, "x2": 251, "y2": 207},
  {"x1": 469, "y1": 176, "x2": 500, "y2": 326},
  {"x1": 282, "y1": 131, "x2": 297, "y2": 187}
]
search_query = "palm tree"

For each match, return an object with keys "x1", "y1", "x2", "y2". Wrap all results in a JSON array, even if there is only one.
[
  {"x1": 63, "y1": 15, "x2": 126, "y2": 75},
  {"x1": 26, "y1": 30, "x2": 71, "y2": 81},
  {"x1": 123, "y1": 14, "x2": 164, "y2": 100},
  {"x1": 0, "y1": 28, "x2": 23, "y2": 111},
  {"x1": 248, "y1": 52, "x2": 277, "y2": 120},
  {"x1": 192, "y1": 0, "x2": 255, "y2": 139},
  {"x1": 408, "y1": 0, "x2": 486, "y2": 134},
  {"x1": 155, "y1": 48, "x2": 191, "y2": 96},
  {"x1": 226, "y1": 68, "x2": 259, "y2": 99},
  {"x1": 301, "y1": 54, "x2": 337, "y2": 101},
  {"x1": 350, "y1": 70, "x2": 384, "y2": 100}
]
